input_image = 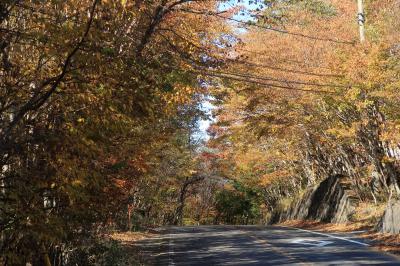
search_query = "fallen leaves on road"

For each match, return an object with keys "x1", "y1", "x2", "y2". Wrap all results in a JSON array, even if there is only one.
[
  {"x1": 105, "y1": 231, "x2": 161, "y2": 265},
  {"x1": 281, "y1": 220, "x2": 373, "y2": 232},
  {"x1": 110, "y1": 231, "x2": 159, "y2": 244}
]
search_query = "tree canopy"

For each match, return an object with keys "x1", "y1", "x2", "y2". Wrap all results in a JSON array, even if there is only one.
[{"x1": 1, "y1": 0, "x2": 400, "y2": 264}]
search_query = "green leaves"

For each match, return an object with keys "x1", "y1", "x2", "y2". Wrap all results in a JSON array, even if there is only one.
[
  {"x1": 215, "y1": 181, "x2": 263, "y2": 224},
  {"x1": 302, "y1": 0, "x2": 337, "y2": 17}
]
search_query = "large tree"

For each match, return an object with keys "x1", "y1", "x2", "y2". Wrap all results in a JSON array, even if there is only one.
[{"x1": 0, "y1": 0, "x2": 230, "y2": 264}]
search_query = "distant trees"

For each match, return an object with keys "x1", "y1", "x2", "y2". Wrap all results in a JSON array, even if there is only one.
[{"x1": 215, "y1": 182, "x2": 263, "y2": 224}]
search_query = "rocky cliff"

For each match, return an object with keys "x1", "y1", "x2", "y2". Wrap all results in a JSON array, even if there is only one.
[
  {"x1": 378, "y1": 200, "x2": 400, "y2": 234},
  {"x1": 270, "y1": 175, "x2": 358, "y2": 224}
]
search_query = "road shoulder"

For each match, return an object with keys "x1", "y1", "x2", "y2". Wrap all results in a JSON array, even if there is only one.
[{"x1": 279, "y1": 220, "x2": 400, "y2": 258}]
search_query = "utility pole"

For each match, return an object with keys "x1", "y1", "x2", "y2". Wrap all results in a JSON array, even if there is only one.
[{"x1": 357, "y1": 0, "x2": 366, "y2": 43}]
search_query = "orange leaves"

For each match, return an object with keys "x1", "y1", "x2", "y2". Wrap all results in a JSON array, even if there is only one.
[
  {"x1": 163, "y1": 85, "x2": 197, "y2": 106},
  {"x1": 128, "y1": 155, "x2": 149, "y2": 174},
  {"x1": 260, "y1": 170, "x2": 291, "y2": 186}
]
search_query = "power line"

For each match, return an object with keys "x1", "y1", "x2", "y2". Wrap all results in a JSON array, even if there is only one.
[
  {"x1": 227, "y1": 59, "x2": 343, "y2": 78},
  {"x1": 235, "y1": 48, "x2": 337, "y2": 72},
  {"x1": 192, "y1": 70, "x2": 338, "y2": 94},
  {"x1": 147, "y1": 31, "x2": 347, "y2": 94},
  {"x1": 177, "y1": 8, "x2": 355, "y2": 45},
  {"x1": 157, "y1": 38, "x2": 344, "y2": 93},
  {"x1": 204, "y1": 69, "x2": 346, "y2": 88},
  {"x1": 163, "y1": 63, "x2": 338, "y2": 94},
  {"x1": 217, "y1": 15, "x2": 355, "y2": 45},
  {"x1": 156, "y1": 26, "x2": 344, "y2": 77}
]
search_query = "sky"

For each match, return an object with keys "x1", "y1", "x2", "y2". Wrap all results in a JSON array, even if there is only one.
[{"x1": 197, "y1": 100, "x2": 215, "y2": 141}]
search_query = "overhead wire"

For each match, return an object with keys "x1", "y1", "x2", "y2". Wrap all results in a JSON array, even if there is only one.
[
  {"x1": 156, "y1": 30, "x2": 346, "y2": 94},
  {"x1": 192, "y1": 69, "x2": 339, "y2": 94},
  {"x1": 235, "y1": 48, "x2": 337, "y2": 72},
  {"x1": 227, "y1": 59, "x2": 343, "y2": 78},
  {"x1": 202, "y1": 69, "x2": 346, "y2": 88},
  {"x1": 176, "y1": 8, "x2": 355, "y2": 45},
  {"x1": 156, "y1": 25, "x2": 344, "y2": 78}
]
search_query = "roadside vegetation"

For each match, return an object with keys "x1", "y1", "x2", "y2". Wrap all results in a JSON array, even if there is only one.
[{"x1": 1, "y1": 0, "x2": 400, "y2": 264}]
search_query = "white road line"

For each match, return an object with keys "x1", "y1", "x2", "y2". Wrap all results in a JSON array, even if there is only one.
[
  {"x1": 279, "y1": 226, "x2": 369, "y2": 246},
  {"x1": 350, "y1": 230, "x2": 367, "y2": 234},
  {"x1": 249, "y1": 234, "x2": 312, "y2": 265},
  {"x1": 168, "y1": 234, "x2": 175, "y2": 266},
  {"x1": 291, "y1": 238, "x2": 333, "y2": 247}
]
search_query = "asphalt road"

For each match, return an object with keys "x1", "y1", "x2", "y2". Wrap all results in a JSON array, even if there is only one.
[{"x1": 137, "y1": 225, "x2": 400, "y2": 265}]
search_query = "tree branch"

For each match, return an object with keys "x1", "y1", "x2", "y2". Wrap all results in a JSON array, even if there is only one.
[{"x1": 3, "y1": 0, "x2": 99, "y2": 138}]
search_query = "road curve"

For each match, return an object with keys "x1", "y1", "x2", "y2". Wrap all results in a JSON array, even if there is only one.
[{"x1": 136, "y1": 225, "x2": 400, "y2": 265}]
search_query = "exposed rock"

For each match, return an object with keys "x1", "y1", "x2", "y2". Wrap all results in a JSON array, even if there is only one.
[
  {"x1": 270, "y1": 175, "x2": 358, "y2": 224},
  {"x1": 269, "y1": 188, "x2": 313, "y2": 224},
  {"x1": 379, "y1": 200, "x2": 400, "y2": 234}
]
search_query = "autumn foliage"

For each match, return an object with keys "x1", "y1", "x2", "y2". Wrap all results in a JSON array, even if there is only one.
[
  {"x1": 1, "y1": 0, "x2": 400, "y2": 264},
  {"x1": 0, "y1": 0, "x2": 228, "y2": 264},
  {"x1": 209, "y1": 0, "x2": 400, "y2": 215}
]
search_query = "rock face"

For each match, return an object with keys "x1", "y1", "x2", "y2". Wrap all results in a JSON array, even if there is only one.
[
  {"x1": 269, "y1": 188, "x2": 313, "y2": 224},
  {"x1": 270, "y1": 175, "x2": 357, "y2": 224},
  {"x1": 379, "y1": 200, "x2": 400, "y2": 234}
]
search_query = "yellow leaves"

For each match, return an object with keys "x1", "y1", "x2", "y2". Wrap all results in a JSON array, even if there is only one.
[
  {"x1": 380, "y1": 122, "x2": 400, "y2": 143},
  {"x1": 62, "y1": 21, "x2": 74, "y2": 30},
  {"x1": 65, "y1": 122, "x2": 77, "y2": 133},
  {"x1": 345, "y1": 87, "x2": 361, "y2": 101},
  {"x1": 326, "y1": 123, "x2": 358, "y2": 139},
  {"x1": 189, "y1": 170, "x2": 197, "y2": 175},
  {"x1": 260, "y1": 170, "x2": 290, "y2": 186},
  {"x1": 223, "y1": 183, "x2": 235, "y2": 191},
  {"x1": 71, "y1": 179, "x2": 83, "y2": 186},
  {"x1": 163, "y1": 85, "x2": 197, "y2": 110},
  {"x1": 382, "y1": 155, "x2": 396, "y2": 164}
]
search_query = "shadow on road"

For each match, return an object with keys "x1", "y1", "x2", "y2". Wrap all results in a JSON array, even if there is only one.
[{"x1": 134, "y1": 225, "x2": 400, "y2": 265}]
